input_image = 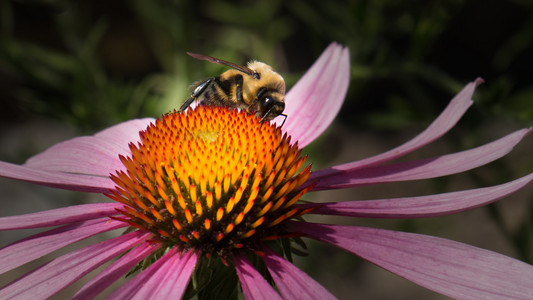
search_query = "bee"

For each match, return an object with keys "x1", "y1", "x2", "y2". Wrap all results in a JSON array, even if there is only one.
[{"x1": 180, "y1": 52, "x2": 286, "y2": 124}]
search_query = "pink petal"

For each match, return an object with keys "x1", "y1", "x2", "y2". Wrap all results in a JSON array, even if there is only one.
[
  {"x1": 233, "y1": 253, "x2": 282, "y2": 300},
  {"x1": 302, "y1": 172, "x2": 533, "y2": 218},
  {"x1": 0, "y1": 118, "x2": 153, "y2": 193},
  {"x1": 310, "y1": 127, "x2": 532, "y2": 190},
  {"x1": 91, "y1": 118, "x2": 154, "y2": 152},
  {"x1": 24, "y1": 136, "x2": 126, "y2": 177},
  {"x1": 279, "y1": 42, "x2": 350, "y2": 148},
  {"x1": 0, "y1": 231, "x2": 148, "y2": 299},
  {"x1": 0, "y1": 161, "x2": 116, "y2": 193},
  {"x1": 72, "y1": 241, "x2": 162, "y2": 300},
  {"x1": 132, "y1": 250, "x2": 197, "y2": 299},
  {"x1": 262, "y1": 247, "x2": 336, "y2": 300},
  {"x1": 107, "y1": 248, "x2": 198, "y2": 300},
  {"x1": 0, "y1": 218, "x2": 126, "y2": 274},
  {"x1": 25, "y1": 118, "x2": 153, "y2": 175},
  {"x1": 289, "y1": 222, "x2": 533, "y2": 299},
  {"x1": 309, "y1": 78, "x2": 482, "y2": 181},
  {"x1": 0, "y1": 203, "x2": 122, "y2": 230}
]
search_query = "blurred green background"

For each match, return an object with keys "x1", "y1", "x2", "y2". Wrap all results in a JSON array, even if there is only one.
[
  {"x1": 2, "y1": 0, "x2": 533, "y2": 130},
  {"x1": 1, "y1": 0, "x2": 532, "y2": 299}
]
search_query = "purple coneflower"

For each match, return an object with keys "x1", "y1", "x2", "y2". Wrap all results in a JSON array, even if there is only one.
[{"x1": 1, "y1": 43, "x2": 532, "y2": 299}]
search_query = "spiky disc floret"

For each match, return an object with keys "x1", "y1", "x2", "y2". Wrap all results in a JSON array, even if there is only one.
[{"x1": 108, "y1": 106, "x2": 313, "y2": 257}]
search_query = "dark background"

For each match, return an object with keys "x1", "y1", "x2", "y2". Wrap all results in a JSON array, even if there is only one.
[{"x1": 1, "y1": 0, "x2": 532, "y2": 299}]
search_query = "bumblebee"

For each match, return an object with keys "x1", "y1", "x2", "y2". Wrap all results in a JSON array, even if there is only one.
[{"x1": 180, "y1": 52, "x2": 286, "y2": 123}]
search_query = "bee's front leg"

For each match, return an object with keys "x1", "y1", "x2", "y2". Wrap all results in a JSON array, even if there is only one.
[{"x1": 179, "y1": 78, "x2": 215, "y2": 112}]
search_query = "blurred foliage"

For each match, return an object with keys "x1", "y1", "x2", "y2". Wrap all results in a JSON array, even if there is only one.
[
  {"x1": 1, "y1": 0, "x2": 533, "y2": 295},
  {"x1": 1, "y1": 0, "x2": 532, "y2": 131}
]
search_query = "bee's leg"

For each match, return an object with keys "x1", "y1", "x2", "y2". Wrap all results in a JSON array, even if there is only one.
[
  {"x1": 235, "y1": 75, "x2": 244, "y2": 104},
  {"x1": 278, "y1": 114, "x2": 287, "y2": 127},
  {"x1": 259, "y1": 111, "x2": 287, "y2": 127},
  {"x1": 179, "y1": 78, "x2": 214, "y2": 111}
]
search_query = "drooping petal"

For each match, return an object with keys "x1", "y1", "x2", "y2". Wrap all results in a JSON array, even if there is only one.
[
  {"x1": 90, "y1": 118, "x2": 155, "y2": 153},
  {"x1": 25, "y1": 118, "x2": 153, "y2": 175},
  {"x1": 0, "y1": 231, "x2": 148, "y2": 300},
  {"x1": 262, "y1": 247, "x2": 336, "y2": 300},
  {"x1": 280, "y1": 42, "x2": 350, "y2": 148},
  {"x1": 0, "y1": 218, "x2": 126, "y2": 274},
  {"x1": 0, "y1": 161, "x2": 116, "y2": 193},
  {"x1": 107, "y1": 248, "x2": 198, "y2": 300},
  {"x1": 289, "y1": 222, "x2": 533, "y2": 299},
  {"x1": 309, "y1": 78, "x2": 482, "y2": 181},
  {"x1": 310, "y1": 127, "x2": 532, "y2": 190},
  {"x1": 105, "y1": 249, "x2": 172, "y2": 299},
  {"x1": 0, "y1": 118, "x2": 153, "y2": 193},
  {"x1": 302, "y1": 172, "x2": 533, "y2": 218},
  {"x1": 233, "y1": 253, "x2": 282, "y2": 300},
  {"x1": 0, "y1": 203, "x2": 122, "y2": 230},
  {"x1": 23, "y1": 136, "x2": 126, "y2": 177},
  {"x1": 131, "y1": 250, "x2": 197, "y2": 299},
  {"x1": 72, "y1": 241, "x2": 161, "y2": 300}
]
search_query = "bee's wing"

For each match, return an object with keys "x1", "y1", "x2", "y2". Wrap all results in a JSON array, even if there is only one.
[{"x1": 187, "y1": 52, "x2": 256, "y2": 77}]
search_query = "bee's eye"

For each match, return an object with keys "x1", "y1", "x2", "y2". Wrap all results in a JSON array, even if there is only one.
[
  {"x1": 259, "y1": 96, "x2": 275, "y2": 117},
  {"x1": 262, "y1": 96, "x2": 274, "y2": 110}
]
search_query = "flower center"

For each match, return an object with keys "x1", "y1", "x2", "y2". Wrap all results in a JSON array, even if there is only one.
[{"x1": 108, "y1": 106, "x2": 313, "y2": 257}]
